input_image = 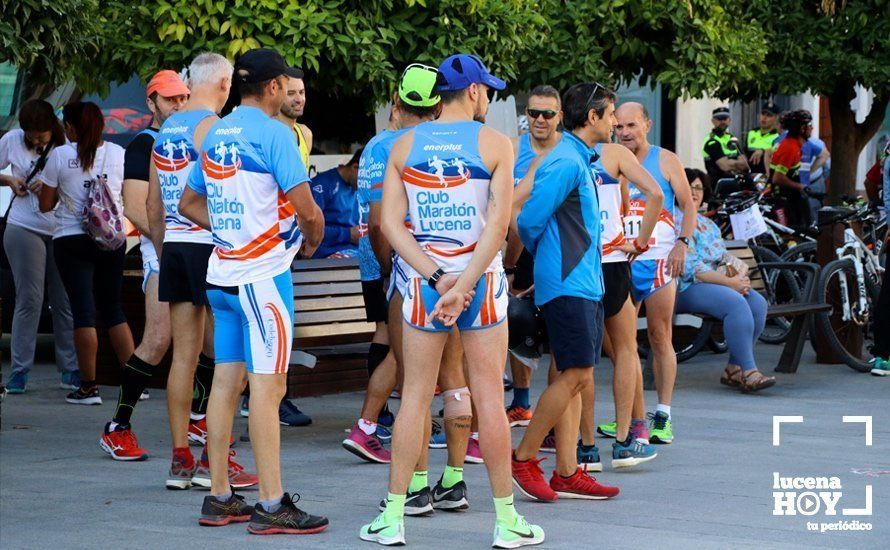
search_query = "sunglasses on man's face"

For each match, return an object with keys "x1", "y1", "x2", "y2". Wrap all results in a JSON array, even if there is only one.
[
  {"x1": 485, "y1": 86, "x2": 496, "y2": 101},
  {"x1": 527, "y1": 109, "x2": 558, "y2": 120}
]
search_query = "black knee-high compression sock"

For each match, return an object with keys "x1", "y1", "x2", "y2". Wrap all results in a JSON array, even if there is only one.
[
  {"x1": 192, "y1": 353, "x2": 215, "y2": 416},
  {"x1": 366, "y1": 343, "x2": 389, "y2": 376},
  {"x1": 113, "y1": 355, "x2": 154, "y2": 426}
]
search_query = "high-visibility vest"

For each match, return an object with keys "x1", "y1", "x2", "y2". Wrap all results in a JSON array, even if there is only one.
[
  {"x1": 702, "y1": 131, "x2": 740, "y2": 160},
  {"x1": 747, "y1": 128, "x2": 779, "y2": 151},
  {"x1": 294, "y1": 123, "x2": 310, "y2": 167}
]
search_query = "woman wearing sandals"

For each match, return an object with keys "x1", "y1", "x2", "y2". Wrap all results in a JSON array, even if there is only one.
[{"x1": 674, "y1": 168, "x2": 775, "y2": 392}]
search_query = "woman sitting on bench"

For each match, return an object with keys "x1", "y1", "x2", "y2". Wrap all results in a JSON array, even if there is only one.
[{"x1": 675, "y1": 169, "x2": 776, "y2": 392}]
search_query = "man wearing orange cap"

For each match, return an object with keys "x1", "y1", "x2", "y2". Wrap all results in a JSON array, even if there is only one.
[{"x1": 100, "y1": 70, "x2": 189, "y2": 461}]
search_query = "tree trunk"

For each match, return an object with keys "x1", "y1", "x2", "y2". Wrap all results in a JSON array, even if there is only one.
[{"x1": 826, "y1": 84, "x2": 889, "y2": 205}]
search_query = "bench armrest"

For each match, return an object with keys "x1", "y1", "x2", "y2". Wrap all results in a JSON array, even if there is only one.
[{"x1": 755, "y1": 261, "x2": 822, "y2": 303}]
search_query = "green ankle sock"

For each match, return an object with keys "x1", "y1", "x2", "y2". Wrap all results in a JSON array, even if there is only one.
[
  {"x1": 493, "y1": 495, "x2": 519, "y2": 525},
  {"x1": 408, "y1": 470, "x2": 428, "y2": 493},
  {"x1": 383, "y1": 492, "x2": 406, "y2": 521},
  {"x1": 441, "y1": 465, "x2": 463, "y2": 489}
]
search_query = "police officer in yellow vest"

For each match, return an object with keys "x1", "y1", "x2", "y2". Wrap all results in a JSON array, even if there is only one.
[
  {"x1": 702, "y1": 106, "x2": 749, "y2": 184},
  {"x1": 745, "y1": 101, "x2": 780, "y2": 174},
  {"x1": 274, "y1": 72, "x2": 314, "y2": 169}
]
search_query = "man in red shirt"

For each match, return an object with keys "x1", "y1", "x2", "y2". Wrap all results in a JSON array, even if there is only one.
[{"x1": 770, "y1": 110, "x2": 813, "y2": 227}]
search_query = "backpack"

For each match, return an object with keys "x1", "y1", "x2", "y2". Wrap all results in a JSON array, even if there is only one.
[{"x1": 81, "y1": 148, "x2": 126, "y2": 251}]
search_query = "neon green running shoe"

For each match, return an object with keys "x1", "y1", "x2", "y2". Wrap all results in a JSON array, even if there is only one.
[
  {"x1": 648, "y1": 411, "x2": 673, "y2": 444},
  {"x1": 870, "y1": 357, "x2": 890, "y2": 376},
  {"x1": 492, "y1": 515, "x2": 544, "y2": 548},
  {"x1": 596, "y1": 421, "x2": 617, "y2": 438},
  {"x1": 359, "y1": 512, "x2": 405, "y2": 546}
]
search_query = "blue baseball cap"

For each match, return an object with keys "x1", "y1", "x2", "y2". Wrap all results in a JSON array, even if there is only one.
[{"x1": 436, "y1": 54, "x2": 506, "y2": 92}]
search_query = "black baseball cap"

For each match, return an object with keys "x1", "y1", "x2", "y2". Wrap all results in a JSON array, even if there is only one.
[
  {"x1": 234, "y1": 48, "x2": 303, "y2": 84},
  {"x1": 712, "y1": 106, "x2": 730, "y2": 119},
  {"x1": 761, "y1": 101, "x2": 779, "y2": 115}
]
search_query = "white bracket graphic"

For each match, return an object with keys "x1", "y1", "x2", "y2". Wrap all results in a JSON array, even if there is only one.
[
  {"x1": 843, "y1": 486, "x2": 873, "y2": 516},
  {"x1": 842, "y1": 416, "x2": 873, "y2": 446},
  {"x1": 773, "y1": 416, "x2": 804, "y2": 446}
]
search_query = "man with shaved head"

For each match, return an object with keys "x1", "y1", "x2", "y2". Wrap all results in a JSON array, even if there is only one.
[{"x1": 602, "y1": 101, "x2": 696, "y2": 446}]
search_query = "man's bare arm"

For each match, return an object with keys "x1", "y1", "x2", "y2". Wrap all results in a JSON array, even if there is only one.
[
  {"x1": 178, "y1": 186, "x2": 211, "y2": 231},
  {"x1": 608, "y1": 144, "x2": 663, "y2": 247},
  {"x1": 146, "y1": 159, "x2": 166, "y2": 254},
  {"x1": 285, "y1": 183, "x2": 324, "y2": 258},
  {"x1": 122, "y1": 179, "x2": 151, "y2": 235},
  {"x1": 368, "y1": 202, "x2": 392, "y2": 275}
]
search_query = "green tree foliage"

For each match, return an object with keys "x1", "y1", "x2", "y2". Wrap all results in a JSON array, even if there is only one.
[
  {"x1": 0, "y1": 0, "x2": 103, "y2": 97},
  {"x1": 721, "y1": 0, "x2": 890, "y2": 198}
]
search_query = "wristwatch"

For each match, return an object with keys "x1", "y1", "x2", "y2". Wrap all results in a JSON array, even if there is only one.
[
  {"x1": 504, "y1": 265, "x2": 517, "y2": 276},
  {"x1": 428, "y1": 268, "x2": 445, "y2": 290},
  {"x1": 677, "y1": 236, "x2": 690, "y2": 247}
]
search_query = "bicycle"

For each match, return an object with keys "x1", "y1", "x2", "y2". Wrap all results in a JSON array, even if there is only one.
[{"x1": 815, "y1": 203, "x2": 885, "y2": 372}]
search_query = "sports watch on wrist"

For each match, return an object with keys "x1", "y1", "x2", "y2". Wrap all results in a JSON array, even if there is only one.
[
  {"x1": 428, "y1": 268, "x2": 445, "y2": 289},
  {"x1": 677, "y1": 236, "x2": 690, "y2": 247}
]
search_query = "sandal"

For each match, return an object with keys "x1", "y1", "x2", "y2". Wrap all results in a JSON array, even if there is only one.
[
  {"x1": 720, "y1": 365, "x2": 742, "y2": 387},
  {"x1": 739, "y1": 369, "x2": 776, "y2": 393}
]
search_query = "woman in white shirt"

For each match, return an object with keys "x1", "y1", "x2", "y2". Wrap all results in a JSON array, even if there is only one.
[
  {"x1": 1, "y1": 100, "x2": 77, "y2": 394},
  {"x1": 39, "y1": 102, "x2": 134, "y2": 405}
]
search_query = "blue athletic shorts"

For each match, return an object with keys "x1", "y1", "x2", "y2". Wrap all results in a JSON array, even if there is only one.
[
  {"x1": 206, "y1": 270, "x2": 294, "y2": 374},
  {"x1": 630, "y1": 258, "x2": 674, "y2": 302},
  {"x1": 402, "y1": 271, "x2": 508, "y2": 332},
  {"x1": 541, "y1": 296, "x2": 603, "y2": 370}
]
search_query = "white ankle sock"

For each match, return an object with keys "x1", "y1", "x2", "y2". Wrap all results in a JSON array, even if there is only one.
[{"x1": 358, "y1": 418, "x2": 377, "y2": 435}]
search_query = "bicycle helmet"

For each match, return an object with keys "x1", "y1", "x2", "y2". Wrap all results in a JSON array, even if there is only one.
[
  {"x1": 779, "y1": 109, "x2": 812, "y2": 136},
  {"x1": 507, "y1": 295, "x2": 544, "y2": 359}
]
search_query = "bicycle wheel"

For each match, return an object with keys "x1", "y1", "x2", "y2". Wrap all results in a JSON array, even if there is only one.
[
  {"x1": 816, "y1": 258, "x2": 881, "y2": 372},
  {"x1": 752, "y1": 245, "x2": 803, "y2": 344},
  {"x1": 780, "y1": 241, "x2": 817, "y2": 264},
  {"x1": 637, "y1": 318, "x2": 714, "y2": 363}
]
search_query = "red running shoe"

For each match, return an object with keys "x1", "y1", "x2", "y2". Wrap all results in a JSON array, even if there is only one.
[
  {"x1": 511, "y1": 453, "x2": 557, "y2": 502},
  {"x1": 549, "y1": 467, "x2": 619, "y2": 500},
  {"x1": 465, "y1": 436, "x2": 484, "y2": 464},
  {"x1": 188, "y1": 417, "x2": 208, "y2": 445},
  {"x1": 100, "y1": 423, "x2": 148, "y2": 461},
  {"x1": 192, "y1": 449, "x2": 259, "y2": 489},
  {"x1": 506, "y1": 405, "x2": 533, "y2": 427}
]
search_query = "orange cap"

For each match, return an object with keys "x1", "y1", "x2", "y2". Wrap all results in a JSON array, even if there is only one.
[{"x1": 146, "y1": 70, "x2": 190, "y2": 98}]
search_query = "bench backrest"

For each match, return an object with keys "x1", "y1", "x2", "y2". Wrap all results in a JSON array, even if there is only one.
[
  {"x1": 724, "y1": 240, "x2": 766, "y2": 293},
  {"x1": 292, "y1": 258, "x2": 375, "y2": 347}
]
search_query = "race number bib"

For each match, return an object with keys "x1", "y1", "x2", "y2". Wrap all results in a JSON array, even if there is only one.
[{"x1": 622, "y1": 207, "x2": 658, "y2": 247}]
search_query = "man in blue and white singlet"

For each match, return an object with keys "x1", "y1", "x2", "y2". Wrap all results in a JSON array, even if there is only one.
[
  {"x1": 178, "y1": 48, "x2": 328, "y2": 535},
  {"x1": 615, "y1": 102, "x2": 697, "y2": 444},
  {"x1": 360, "y1": 53, "x2": 542, "y2": 549},
  {"x1": 145, "y1": 53, "x2": 244, "y2": 490}
]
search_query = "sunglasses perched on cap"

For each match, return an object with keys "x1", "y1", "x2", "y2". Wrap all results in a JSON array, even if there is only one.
[{"x1": 527, "y1": 108, "x2": 558, "y2": 120}]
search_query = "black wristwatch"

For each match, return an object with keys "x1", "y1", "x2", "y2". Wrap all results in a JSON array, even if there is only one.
[
  {"x1": 504, "y1": 265, "x2": 517, "y2": 276},
  {"x1": 677, "y1": 236, "x2": 690, "y2": 247},
  {"x1": 428, "y1": 268, "x2": 445, "y2": 290}
]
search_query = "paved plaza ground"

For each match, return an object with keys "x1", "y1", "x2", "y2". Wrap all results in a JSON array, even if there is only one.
[{"x1": 1, "y1": 340, "x2": 888, "y2": 549}]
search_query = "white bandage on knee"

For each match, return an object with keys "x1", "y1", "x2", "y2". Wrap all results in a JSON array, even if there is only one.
[{"x1": 441, "y1": 386, "x2": 472, "y2": 420}]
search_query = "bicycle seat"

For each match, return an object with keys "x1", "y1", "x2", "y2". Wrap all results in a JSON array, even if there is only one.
[{"x1": 816, "y1": 206, "x2": 856, "y2": 226}]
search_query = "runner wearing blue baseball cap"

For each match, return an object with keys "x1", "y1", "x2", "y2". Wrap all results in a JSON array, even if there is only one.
[{"x1": 359, "y1": 54, "x2": 543, "y2": 548}]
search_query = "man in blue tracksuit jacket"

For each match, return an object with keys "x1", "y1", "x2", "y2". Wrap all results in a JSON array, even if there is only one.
[
  {"x1": 510, "y1": 82, "x2": 624, "y2": 501},
  {"x1": 310, "y1": 148, "x2": 363, "y2": 258}
]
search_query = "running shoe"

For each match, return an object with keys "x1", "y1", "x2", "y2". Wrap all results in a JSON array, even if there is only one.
[
  {"x1": 576, "y1": 443, "x2": 602, "y2": 472},
  {"x1": 5, "y1": 371, "x2": 27, "y2": 394},
  {"x1": 870, "y1": 357, "x2": 890, "y2": 376},
  {"x1": 188, "y1": 417, "x2": 208, "y2": 446},
  {"x1": 539, "y1": 433, "x2": 556, "y2": 454},
  {"x1": 279, "y1": 399, "x2": 312, "y2": 426},
  {"x1": 432, "y1": 477, "x2": 469, "y2": 511},
  {"x1": 99, "y1": 422, "x2": 148, "y2": 461},
  {"x1": 492, "y1": 514, "x2": 545, "y2": 549},
  {"x1": 192, "y1": 449, "x2": 259, "y2": 489},
  {"x1": 378, "y1": 486, "x2": 433, "y2": 516},
  {"x1": 429, "y1": 421, "x2": 446, "y2": 448},
  {"x1": 66, "y1": 386, "x2": 102, "y2": 405},
  {"x1": 648, "y1": 411, "x2": 673, "y2": 444},
  {"x1": 465, "y1": 437, "x2": 484, "y2": 464},
  {"x1": 59, "y1": 370, "x2": 80, "y2": 390},
  {"x1": 342, "y1": 424, "x2": 391, "y2": 464},
  {"x1": 511, "y1": 454, "x2": 557, "y2": 502},
  {"x1": 597, "y1": 419, "x2": 649, "y2": 442},
  {"x1": 503, "y1": 376, "x2": 514, "y2": 392},
  {"x1": 376, "y1": 411, "x2": 395, "y2": 441},
  {"x1": 166, "y1": 455, "x2": 197, "y2": 490},
  {"x1": 199, "y1": 492, "x2": 254, "y2": 526},
  {"x1": 612, "y1": 437, "x2": 657, "y2": 469},
  {"x1": 240, "y1": 395, "x2": 249, "y2": 417},
  {"x1": 549, "y1": 467, "x2": 619, "y2": 500},
  {"x1": 139, "y1": 389, "x2": 150, "y2": 401},
  {"x1": 247, "y1": 492, "x2": 329, "y2": 535},
  {"x1": 506, "y1": 405, "x2": 532, "y2": 428},
  {"x1": 360, "y1": 511, "x2": 405, "y2": 546},
  {"x1": 389, "y1": 389, "x2": 401, "y2": 399}
]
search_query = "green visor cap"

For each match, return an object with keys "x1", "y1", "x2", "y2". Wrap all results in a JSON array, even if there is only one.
[{"x1": 399, "y1": 63, "x2": 441, "y2": 107}]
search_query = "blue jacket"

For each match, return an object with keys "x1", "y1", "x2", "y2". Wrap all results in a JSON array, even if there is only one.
[
  {"x1": 517, "y1": 131, "x2": 604, "y2": 306},
  {"x1": 310, "y1": 167, "x2": 359, "y2": 258}
]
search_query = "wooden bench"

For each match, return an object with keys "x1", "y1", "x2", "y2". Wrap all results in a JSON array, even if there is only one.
[
  {"x1": 98, "y1": 255, "x2": 376, "y2": 398},
  {"x1": 640, "y1": 240, "x2": 830, "y2": 389}
]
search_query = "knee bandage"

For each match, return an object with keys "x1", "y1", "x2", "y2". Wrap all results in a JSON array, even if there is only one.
[{"x1": 441, "y1": 387, "x2": 472, "y2": 420}]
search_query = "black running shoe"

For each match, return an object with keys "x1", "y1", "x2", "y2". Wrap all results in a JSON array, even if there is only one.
[
  {"x1": 247, "y1": 493, "x2": 328, "y2": 535},
  {"x1": 432, "y1": 478, "x2": 469, "y2": 511},
  {"x1": 66, "y1": 386, "x2": 102, "y2": 405},
  {"x1": 199, "y1": 493, "x2": 253, "y2": 526},
  {"x1": 378, "y1": 486, "x2": 434, "y2": 516}
]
